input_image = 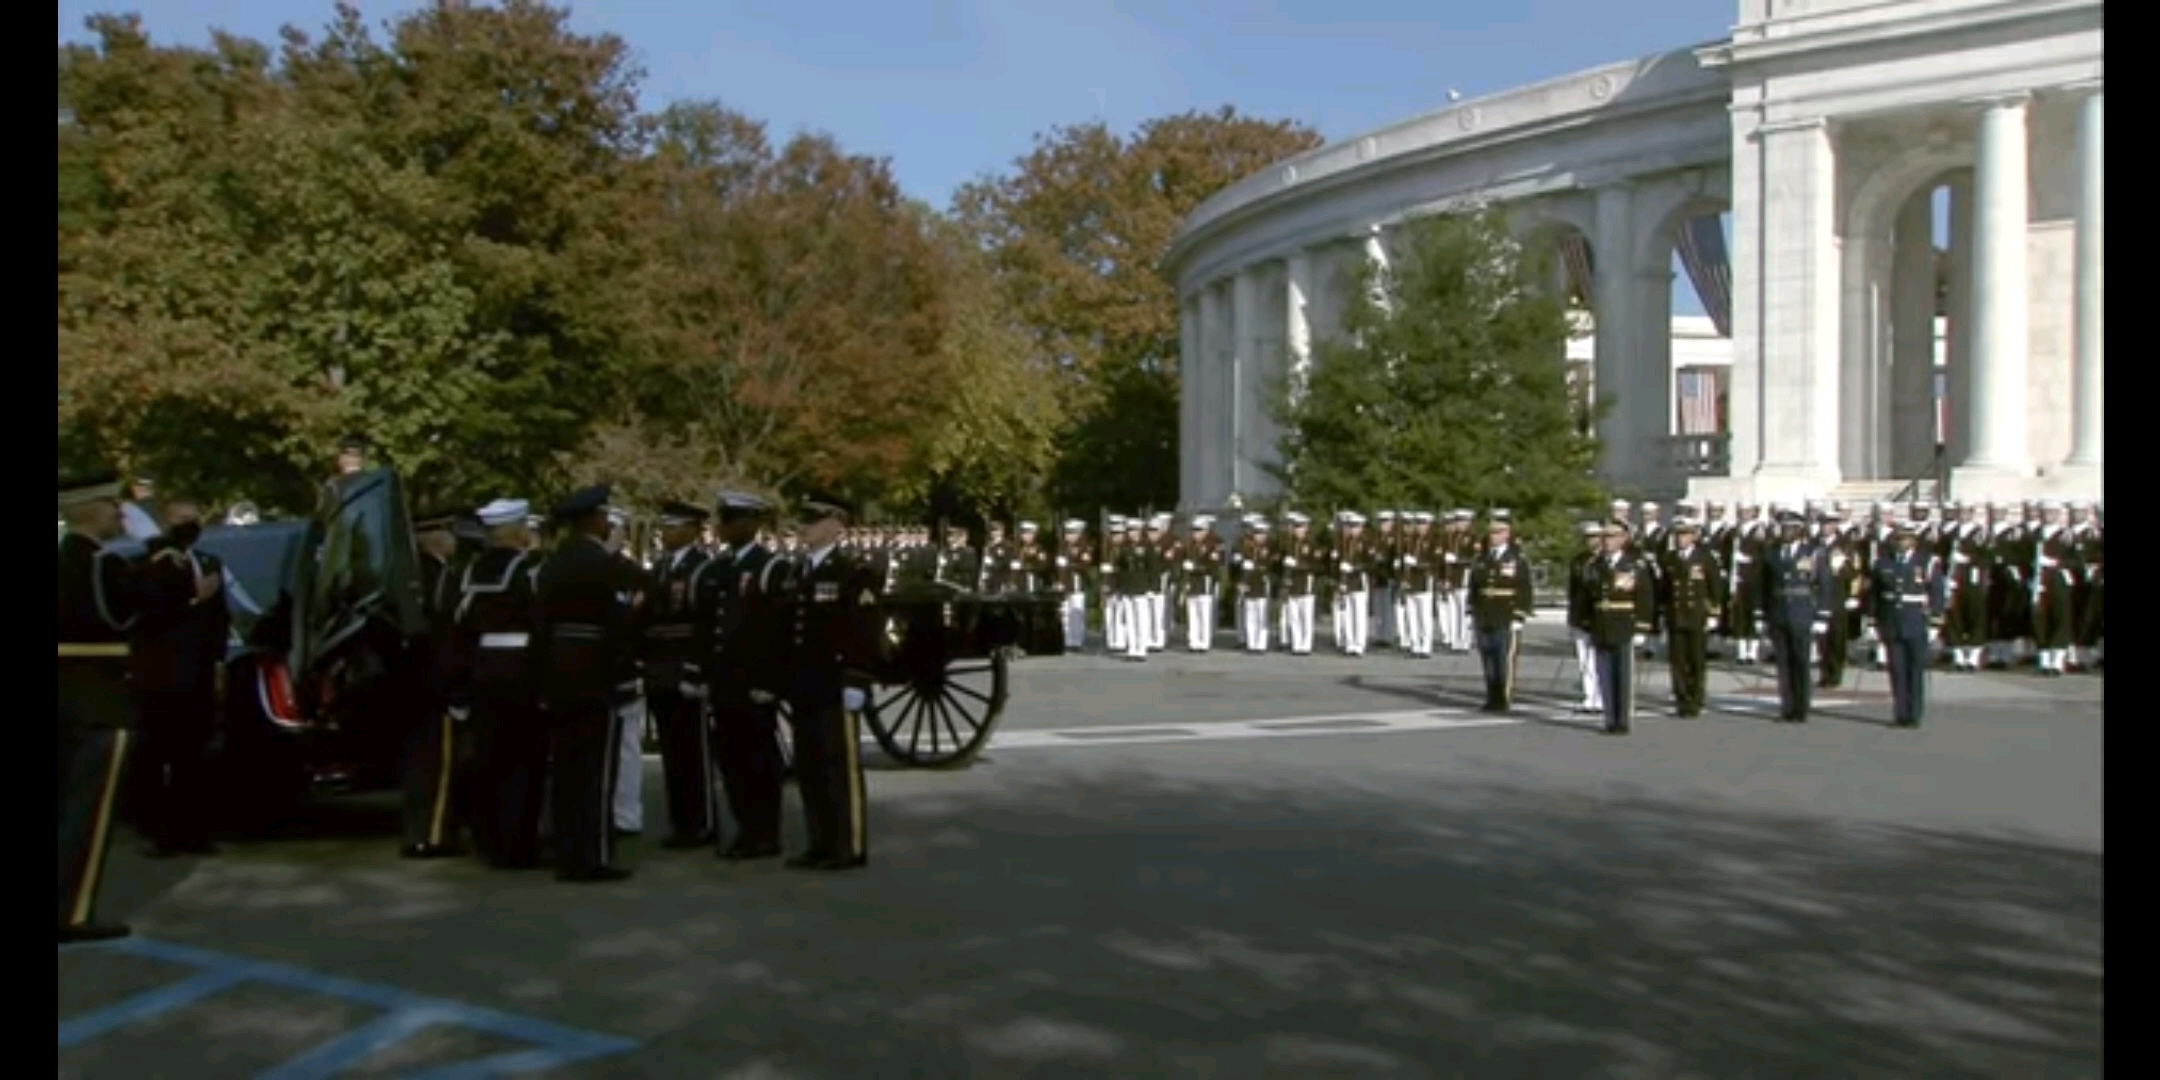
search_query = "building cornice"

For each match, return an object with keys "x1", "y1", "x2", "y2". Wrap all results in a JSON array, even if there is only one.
[{"x1": 1716, "y1": 0, "x2": 2098, "y2": 70}]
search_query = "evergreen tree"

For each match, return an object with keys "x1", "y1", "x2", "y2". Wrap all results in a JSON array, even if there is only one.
[{"x1": 1267, "y1": 209, "x2": 1606, "y2": 561}]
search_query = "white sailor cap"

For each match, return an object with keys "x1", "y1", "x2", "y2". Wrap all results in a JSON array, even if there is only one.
[
  {"x1": 1339, "y1": 511, "x2": 1366, "y2": 526},
  {"x1": 1451, "y1": 508, "x2": 1474, "y2": 521},
  {"x1": 1579, "y1": 520, "x2": 1603, "y2": 536},
  {"x1": 2039, "y1": 499, "x2": 2064, "y2": 511},
  {"x1": 1676, "y1": 500, "x2": 1698, "y2": 512},
  {"x1": 1375, "y1": 510, "x2": 1397, "y2": 522},
  {"x1": 1189, "y1": 515, "x2": 1214, "y2": 528},
  {"x1": 476, "y1": 498, "x2": 529, "y2": 527},
  {"x1": 1251, "y1": 518, "x2": 1272, "y2": 530},
  {"x1": 1062, "y1": 518, "x2": 1085, "y2": 532},
  {"x1": 1642, "y1": 501, "x2": 1661, "y2": 511},
  {"x1": 1610, "y1": 498, "x2": 1631, "y2": 509},
  {"x1": 1673, "y1": 518, "x2": 1701, "y2": 532},
  {"x1": 1913, "y1": 500, "x2": 1935, "y2": 510},
  {"x1": 1413, "y1": 511, "x2": 1435, "y2": 523},
  {"x1": 1018, "y1": 520, "x2": 1039, "y2": 532}
]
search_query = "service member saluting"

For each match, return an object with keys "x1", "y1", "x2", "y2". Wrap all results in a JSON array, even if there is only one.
[
  {"x1": 1586, "y1": 521, "x2": 1658, "y2": 735},
  {"x1": 771, "y1": 493, "x2": 884, "y2": 871},
  {"x1": 1467, "y1": 510, "x2": 1534, "y2": 713},
  {"x1": 1758, "y1": 508, "x2": 1834, "y2": 723},
  {"x1": 1870, "y1": 521, "x2": 1944, "y2": 728},
  {"x1": 1656, "y1": 518, "x2": 1725, "y2": 719},
  {"x1": 533, "y1": 484, "x2": 648, "y2": 883}
]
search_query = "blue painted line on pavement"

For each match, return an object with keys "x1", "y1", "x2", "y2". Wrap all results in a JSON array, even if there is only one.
[{"x1": 59, "y1": 937, "x2": 640, "y2": 1077}]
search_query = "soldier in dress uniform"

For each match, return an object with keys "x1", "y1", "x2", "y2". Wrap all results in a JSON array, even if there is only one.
[
  {"x1": 1329, "y1": 512, "x2": 1372, "y2": 656},
  {"x1": 533, "y1": 485, "x2": 647, "y2": 883},
  {"x1": 766, "y1": 494, "x2": 883, "y2": 871},
  {"x1": 130, "y1": 498, "x2": 228, "y2": 857},
  {"x1": 1757, "y1": 509, "x2": 1834, "y2": 723},
  {"x1": 1014, "y1": 521, "x2": 1048, "y2": 594},
  {"x1": 1586, "y1": 522, "x2": 1658, "y2": 734},
  {"x1": 400, "y1": 509, "x2": 467, "y2": 859},
  {"x1": 1816, "y1": 514, "x2": 1863, "y2": 688},
  {"x1": 2030, "y1": 501, "x2": 2081, "y2": 677},
  {"x1": 1657, "y1": 518, "x2": 1726, "y2": 718},
  {"x1": 1269, "y1": 514, "x2": 1311, "y2": 655},
  {"x1": 641, "y1": 501, "x2": 717, "y2": 847},
  {"x1": 59, "y1": 469, "x2": 144, "y2": 942},
  {"x1": 1940, "y1": 502, "x2": 1991, "y2": 671},
  {"x1": 1055, "y1": 519, "x2": 1093, "y2": 652},
  {"x1": 698, "y1": 491, "x2": 788, "y2": 861},
  {"x1": 1232, "y1": 518, "x2": 1273, "y2": 653},
  {"x1": 936, "y1": 523, "x2": 978, "y2": 590},
  {"x1": 1870, "y1": 522, "x2": 1943, "y2": 728},
  {"x1": 1566, "y1": 521, "x2": 1604, "y2": 714},
  {"x1": 601, "y1": 506, "x2": 648, "y2": 839},
  {"x1": 1177, "y1": 516, "x2": 1222, "y2": 652},
  {"x1": 981, "y1": 521, "x2": 1017, "y2": 593},
  {"x1": 447, "y1": 499, "x2": 546, "y2": 869},
  {"x1": 1110, "y1": 520, "x2": 1153, "y2": 662},
  {"x1": 1144, "y1": 515, "x2": 1173, "y2": 650},
  {"x1": 1369, "y1": 511, "x2": 1400, "y2": 648},
  {"x1": 1100, "y1": 518, "x2": 1129, "y2": 655},
  {"x1": 2069, "y1": 502, "x2": 2103, "y2": 671},
  {"x1": 1435, "y1": 511, "x2": 1470, "y2": 653},
  {"x1": 1703, "y1": 501, "x2": 1734, "y2": 656},
  {"x1": 1396, "y1": 512, "x2": 1437, "y2": 658},
  {"x1": 1468, "y1": 511, "x2": 1535, "y2": 713},
  {"x1": 1727, "y1": 502, "x2": 1770, "y2": 663}
]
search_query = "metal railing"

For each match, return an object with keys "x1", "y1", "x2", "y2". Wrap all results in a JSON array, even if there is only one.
[{"x1": 1659, "y1": 433, "x2": 1731, "y2": 477}]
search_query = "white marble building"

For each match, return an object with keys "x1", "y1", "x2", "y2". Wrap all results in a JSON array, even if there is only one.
[{"x1": 1163, "y1": 0, "x2": 2101, "y2": 508}]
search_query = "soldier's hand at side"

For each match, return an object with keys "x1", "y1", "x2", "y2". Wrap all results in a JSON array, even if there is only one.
[
  {"x1": 749, "y1": 689, "x2": 775, "y2": 705},
  {"x1": 195, "y1": 572, "x2": 222, "y2": 602},
  {"x1": 842, "y1": 688, "x2": 866, "y2": 712},
  {"x1": 448, "y1": 706, "x2": 471, "y2": 723}
]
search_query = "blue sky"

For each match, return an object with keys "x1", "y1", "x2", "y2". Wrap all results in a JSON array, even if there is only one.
[{"x1": 59, "y1": 0, "x2": 1743, "y2": 315}]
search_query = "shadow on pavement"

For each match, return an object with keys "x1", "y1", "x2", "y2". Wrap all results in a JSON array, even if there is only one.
[{"x1": 74, "y1": 766, "x2": 2104, "y2": 1079}]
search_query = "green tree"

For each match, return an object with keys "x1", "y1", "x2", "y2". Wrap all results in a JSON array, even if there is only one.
[
  {"x1": 1268, "y1": 209, "x2": 1605, "y2": 559},
  {"x1": 953, "y1": 108, "x2": 1323, "y2": 516}
]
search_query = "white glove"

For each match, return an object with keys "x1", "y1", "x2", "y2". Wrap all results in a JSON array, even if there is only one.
[
  {"x1": 1632, "y1": 634, "x2": 1646, "y2": 648},
  {"x1": 1812, "y1": 622, "x2": 1828, "y2": 636},
  {"x1": 447, "y1": 706, "x2": 470, "y2": 723},
  {"x1": 748, "y1": 689, "x2": 775, "y2": 705},
  {"x1": 843, "y1": 688, "x2": 866, "y2": 712},
  {"x1": 682, "y1": 683, "x2": 708, "y2": 700}
]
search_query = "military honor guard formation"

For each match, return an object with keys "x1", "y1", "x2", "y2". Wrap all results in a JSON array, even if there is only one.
[{"x1": 60, "y1": 443, "x2": 2103, "y2": 944}]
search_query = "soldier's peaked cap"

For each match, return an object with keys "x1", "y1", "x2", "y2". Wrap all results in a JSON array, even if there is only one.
[
  {"x1": 552, "y1": 484, "x2": 611, "y2": 520},
  {"x1": 657, "y1": 500, "x2": 709, "y2": 525},
  {"x1": 1375, "y1": 510, "x2": 1397, "y2": 521},
  {"x1": 1579, "y1": 520, "x2": 1603, "y2": 535},
  {"x1": 716, "y1": 489, "x2": 773, "y2": 514},
  {"x1": 338, "y1": 433, "x2": 370, "y2": 452},
  {"x1": 477, "y1": 498, "x2": 530, "y2": 526},
  {"x1": 1062, "y1": 518, "x2": 1086, "y2": 531},
  {"x1": 1674, "y1": 518, "x2": 1701, "y2": 532},
  {"x1": 796, "y1": 492, "x2": 853, "y2": 520},
  {"x1": 1018, "y1": 520, "x2": 1039, "y2": 531},
  {"x1": 58, "y1": 468, "x2": 122, "y2": 508},
  {"x1": 1286, "y1": 512, "x2": 1310, "y2": 524}
]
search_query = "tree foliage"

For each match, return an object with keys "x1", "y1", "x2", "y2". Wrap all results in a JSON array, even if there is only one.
[
  {"x1": 953, "y1": 108, "x2": 1324, "y2": 516},
  {"x1": 1269, "y1": 209, "x2": 1606, "y2": 557}
]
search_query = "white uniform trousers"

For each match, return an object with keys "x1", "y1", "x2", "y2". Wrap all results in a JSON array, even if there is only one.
[
  {"x1": 612, "y1": 696, "x2": 646, "y2": 832},
  {"x1": 1282, "y1": 594, "x2": 1316, "y2": 654},
  {"x1": 1146, "y1": 592, "x2": 1167, "y2": 650},
  {"x1": 1105, "y1": 591, "x2": 1126, "y2": 651},
  {"x1": 1113, "y1": 595, "x2": 1147, "y2": 660},
  {"x1": 1333, "y1": 590, "x2": 1370, "y2": 655},
  {"x1": 1240, "y1": 596, "x2": 1271, "y2": 651},
  {"x1": 1398, "y1": 587, "x2": 1435, "y2": 656},
  {"x1": 1063, "y1": 592, "x2": 1088, "y2": 651},
  {"x1": 1571, "y1": 628, "x2": 1602, "y2": 711},
  {"x1": 1184, "y1": 593, "x2": 1215, "y2": 651}
]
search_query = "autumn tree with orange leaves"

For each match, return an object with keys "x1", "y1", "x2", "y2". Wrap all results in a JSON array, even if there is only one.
[{"x1": 952, "y1": 109, "x2": 1324, "y2": 517}]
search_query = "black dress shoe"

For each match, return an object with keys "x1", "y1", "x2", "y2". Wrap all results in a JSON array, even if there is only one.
[
  {"x1": 1603, "y1": 725, "x2": 1628, "y2": 736},
  {"x1": 720, "y1": 842, "x2": 782, "y2": 861},
  {"x1": 400, "y1": 843, "x2": 468, "y2": 859},
  {"x1": 555, "y1": 866, "x2": 634, "y2": 883},
  {"x1": 60, "y1": 921, "x2": 131, "y2": 944},
  {"x1": 784, "y1": 852, "x2": 836, "y2": 870},
  {"x1": 804, "y1": 855, "x2": 867, "y2": 871},
  {"x1": 660, "y1": 832, "x2": 714, "y2": 851}
]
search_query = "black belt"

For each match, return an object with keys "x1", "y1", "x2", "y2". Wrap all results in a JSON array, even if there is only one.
[{"x1": 554, "y1": 623, "x2": 603, "y2": 640}]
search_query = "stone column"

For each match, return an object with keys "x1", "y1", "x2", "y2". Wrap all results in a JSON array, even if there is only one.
[
  {"x1": 1889, "y1": 190, "x2": 1938, "y2": 480},
  {"x1": 1285, "y1": 252, "x2": 1314, "y2": 401},
  {"x1": 1592, "y1": 183, "x2": 1638, "y2": 490},
  {"x1": 1715, "y1": 108, "x2": 1765, "y2": 498},
  {"x1": 1197, "y1": 283, "x2": 1227, "y2": 508},
  {"x1": 1945, "y1": 177, "x2": 1973, "y2": 468},
  {"x1": 1837, "y1": 233, "x2": 1880, "y2": 480},
  {"x1": 2065, "y1": 85, "x2": 2103, "y2": 472},
  {"x1": 1231, "y1": 268, "x2": 1264, "y2": 501},
  {"x1": 1752, "y1": 117, "x2": 1842, "y2": 498},
  {"x1": 1953, "y1": 92, "x2": 2033, "y2": 490},
  {"x1": 1179, "y1": 295, "x2": 1202, "y2": 508},
  {"x1": 1632, "y1": 263, "x2": 1675, "y2": 492}
]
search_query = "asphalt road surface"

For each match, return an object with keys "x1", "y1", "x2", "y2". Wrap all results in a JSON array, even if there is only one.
[{"x1": 61, "y1": 615, "x2": 2104, "y2": 1079}]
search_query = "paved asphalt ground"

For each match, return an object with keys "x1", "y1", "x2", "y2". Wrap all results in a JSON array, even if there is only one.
[{"x1": 61, "y1": 615, "x2": 2103, "y2": 1079}]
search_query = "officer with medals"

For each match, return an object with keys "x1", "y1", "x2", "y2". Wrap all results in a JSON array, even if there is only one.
[
  {"x1": 1277, "y1": 514, "x2": 1318, "y2": 655},
  {"x1": 1055, "y1": 519, "x2": 1093, "y2": 652},
  {"x1": 1110, "y1": 520, "x2": 1151, "y2": 662},
  {"x1": 395, "y1": 509, "x2": 467, "y2": 859},
  {"x1": 1467, "y1": 511, "x2": 1534, "y2": 713},
  {"x1": 1870, "y1": 522, "x2": 1943, "y2": 728},
  {"x1": 1586, "y1": 522, "x2": 1658, "y2": 734},
  {"x1": 59, "y1": 469, "x2": 144, "y2": 942},
  {"x1": 1757, "y1": 508, "x2": 1834, "y2": 723},
  {"x1": 1328, "y1": 512, "x2": 1371, "y2": 656},
  {"x1": 1233, "y1": 518, "x2": 1274, "y2": 653},
  {"x1": 766, "y1": 494, "x2": 884, "y2": 871},
  {"x1": 642, "y1": 501, "x2": 717, "y2": 847},
  {"x1": 1655, "y1": 518, "x2": 1725, "y2": 718},
  {"x1": 131, "y1": 497, "x2": 228, "y2": 857},
  {"x1": 1816, "y1": 514, "x2": 1864, "y2": 688},
  {"x1": 1178, "y1": 516, "x2": 1221, "y2": 653},
  {"x1": 697, "y1": 491, "x2": 788, "y2": 861},
  {"x1": 447, "y1": 499, "x2": 545, "y2": 868},
  {"x1": 533, "y1": 485, "x2": 647, "y2": 882}
]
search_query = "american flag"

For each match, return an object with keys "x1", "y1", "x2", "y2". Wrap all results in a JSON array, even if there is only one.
[
  {"x1": 1559, "y1": 233, "x2": 1595, "y2": 308},
  {"x1": 1677, "y1": 368, "x2": 1722, "y2": 435},
  {"x1": 1674, "y1": 214, "x2": 1732, "y2": 338}
]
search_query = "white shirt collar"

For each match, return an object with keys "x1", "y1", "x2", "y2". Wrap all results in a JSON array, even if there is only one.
[{"x1": 806, "y1": 543, "x2": 836, "y2": 571}]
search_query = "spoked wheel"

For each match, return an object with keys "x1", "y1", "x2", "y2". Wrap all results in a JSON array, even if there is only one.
[{"x1": 866, "y1": 652, "x2": 1010, "y2": 769}]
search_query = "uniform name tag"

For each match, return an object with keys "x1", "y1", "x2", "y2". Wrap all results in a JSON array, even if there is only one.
[{"x1": 815, "y1": 582, "x2": 839, "y2": 603}]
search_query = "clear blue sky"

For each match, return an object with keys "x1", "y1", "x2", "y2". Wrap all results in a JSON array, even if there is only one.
[{"x1": 58, "y1": 0, "x2": 1743, "y2": 315}]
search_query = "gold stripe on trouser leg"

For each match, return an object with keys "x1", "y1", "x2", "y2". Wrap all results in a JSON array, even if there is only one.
[
  {"x1": 843, "y1": 709, "x2": 865, "y2": 859},
  {"x1": 71, "y1": 730, "x2": 132, "y2": 927},
  {"x1": 428, "y1": 712, "x2": 456, "y2": 847},
  {"x1": 1502, "y1": 624, "x2": 1520, "y2": 707}
]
